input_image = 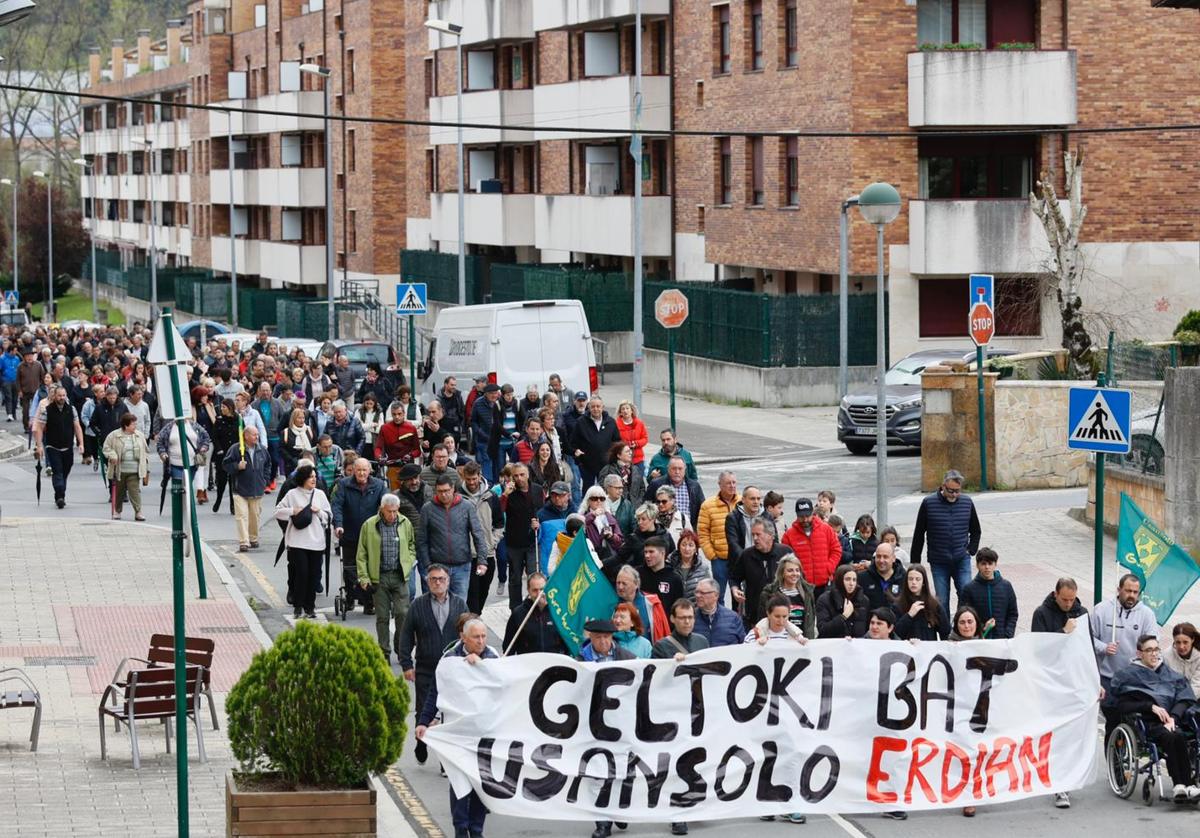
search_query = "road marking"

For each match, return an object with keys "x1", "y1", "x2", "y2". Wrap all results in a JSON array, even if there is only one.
[
  {"x1": 830, "y1": 814, "x2": 873, "y2": 838},
  {"x1": 225, "y1": 544, "x2": 284, "y2": 608},
  {"x1": 382, "y1": 766, "x2": 444, "y2": 837}
]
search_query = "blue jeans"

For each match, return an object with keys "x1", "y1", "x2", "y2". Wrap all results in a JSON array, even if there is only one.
[
  {"x1": 446, "y1": 563, "x2": 471, "y2": 602},
  {"x1": 450, "y1": 788, "x2": 488, "y2": 834},
  {"x1": 495, "y1": 539, "x2": 509, "y2": 584},
  {"x1": 45, "y1": 446, "x2": 74, "y2": 502},
  {"x1": 931, "y1": 557, "x2": 973, "y2": 613},
  {"x1": 564, "y1": 455, "x2": 583, "y2": 508},
  {"x1": 477, "y1": 448, "x2": 496, "y2": 484},
  {"x1": 711, "y1": 558, "x2": 729, "y2": 604},
  {"x1": 267, "y1": 438, "x2": 283, "y2": 481}
]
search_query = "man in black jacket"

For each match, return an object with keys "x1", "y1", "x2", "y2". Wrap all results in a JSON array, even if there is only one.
[
  {"x1": 645, "y1": 456, "x2": 706, "y2": 530},
  {"x1": 569, "y1": 395, "x2": 620, "y2": 491},
  {"x1": 502, "y1": 573, "x2": 567, "y2": 656},
  {"x1": 332, "y1": 459, "x2": 388, "y2": 613},
  {"x1": 434, "y1": 376, "x2": 466, "y2": 445},
  {"x1": 857, "y1": 542, "x2": 905, "y2": 611},
  {"x1": 399, "y1": 563, "x2": 468, "y2": 765},
  {"x1": 959, "y1": 547, "x2": 1018, "y2": 638},
  {"x1": 910, "y1": 469, "x2": 982, "y2": 611},
  {"x1": 499, "y1": 463, "x2": 545, "y2": 609},
  {"x1": 729, "y1": 520, "x2": 793, "y2": 627}
]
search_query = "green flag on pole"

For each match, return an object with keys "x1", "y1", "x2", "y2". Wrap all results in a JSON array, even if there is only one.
[
  {"x1": 1116, "y1": 493, "x2": 1200, "y2": 624},
  {"x1": 544, "y1": 534, "x2": 618, "y2": 656}
]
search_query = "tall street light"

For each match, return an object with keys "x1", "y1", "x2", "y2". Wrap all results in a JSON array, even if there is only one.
[
  {"x1": 838, "y1": 194, "x2": 859, "y2": 400},
  {"x1": 0, "y1": 1, "x2": 37, "y2": 27},
  {"x1": 0, "y1": 176, "x2": 16, "y2": 295},
  {"x1": 299, "y1": 62, "x2": 336, "y2": 341},
  {"x1": 73, "y1": 157, "x2": 98, "y2": 323},
  {"x1": 425, "y1": 19, "x2": 465, "y2": 306},
  {"x1": 32, "y1": 169, "x2": 52, "y2": 322},
  {"x1": 631, "y1": 0, "x2": 644, "y2": 413},
  {"x1": 137, "y1": 137, "x2": 159, "y2": 322},
  {"x1": 857, "y1": 181, "x2": 901, "y2": 528}
]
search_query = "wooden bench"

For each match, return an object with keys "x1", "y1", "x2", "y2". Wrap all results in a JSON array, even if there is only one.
[
  {"x1": 108, "y1": 633, "x2": 219, "y2": 730},
  {"x1": 98, "y1": 665, "x2": 207, "y2": 769},
  {"x1": 0, "y1": 668, "x2": 42, "y2": 752}
]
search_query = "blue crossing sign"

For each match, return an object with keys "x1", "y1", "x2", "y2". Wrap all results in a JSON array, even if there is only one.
[
  {"x1": 2, "y1": 290, "x2": 17, "y2": 307},
  {"x1": 1067, "y1": 387, "x2": 1132, "y2": 454},
  {"x1": 396, "y1": 282, "x2": 428, "y2": 316}
]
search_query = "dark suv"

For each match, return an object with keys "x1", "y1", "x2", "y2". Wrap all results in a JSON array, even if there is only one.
[
  {"x1": 837, "y1": 348, "x2": 1016, "y2": 455},
  {"x1": 319, "y1": 340, "x2": 398, "y2": 387}
]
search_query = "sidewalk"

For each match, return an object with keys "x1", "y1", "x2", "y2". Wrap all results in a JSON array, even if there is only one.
[{"x1": 0, "y1": 518, "x2": 416, "y2": 837}]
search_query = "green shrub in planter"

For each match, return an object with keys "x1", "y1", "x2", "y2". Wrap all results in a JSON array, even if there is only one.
[
  {"x1": 1174, "y1": 310, "x2": 1200, "y2": 337},
  {"x1": 226, "y1": 621, "x2": 409, "y2": 788}
]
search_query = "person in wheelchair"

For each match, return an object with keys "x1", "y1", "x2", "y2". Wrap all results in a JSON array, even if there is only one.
[{"x1": 1106, "y1": 633, "x2": 1200, "y2": 802}]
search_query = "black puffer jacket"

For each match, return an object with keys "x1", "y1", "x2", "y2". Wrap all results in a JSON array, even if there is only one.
[
  {"x1": 1030, "y1": 591, "x2": 1088, "y2": 633},
  {"x1": 815, "y1": 588, "x2": 869, "y2": 638}
]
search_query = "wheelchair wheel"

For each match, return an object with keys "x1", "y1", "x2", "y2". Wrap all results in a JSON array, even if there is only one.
[
  {"x1": 1142, "y1": 772, "x2": 1157, "y2": 806},
  {"x1": 333, "y1": 594, "x2": 344, "y2": 619},
  {"x1": 1107, "y1": 723, "x2": 1139, "y2": 798}
]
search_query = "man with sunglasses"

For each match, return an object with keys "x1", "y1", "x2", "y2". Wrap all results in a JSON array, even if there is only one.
[
  {"x1": 1107, "y1": 634, "x2": 1200, "y2": 803},
  {"x1": 910, "y1": 468, "x2": 981, "y2": 611}
]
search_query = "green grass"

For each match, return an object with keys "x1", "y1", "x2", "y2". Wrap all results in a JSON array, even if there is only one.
[{"x1": 32, "y1": 290, "x2": 125, "y2": 326}]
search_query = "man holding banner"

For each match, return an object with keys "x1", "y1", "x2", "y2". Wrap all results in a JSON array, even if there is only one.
[{"x1": 1090, "y1": 573, "x2": 1160, "y2": 690}]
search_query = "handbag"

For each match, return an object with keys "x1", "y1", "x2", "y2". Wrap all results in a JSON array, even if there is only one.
[{"x1": 291, "y1": 491, "x2": 316, "y2": 530}]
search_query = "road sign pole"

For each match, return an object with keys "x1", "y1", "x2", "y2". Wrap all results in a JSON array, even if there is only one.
[
  {"x1": 409, "y1": 317, "x2": 416, "y2": 398},
  {"x1": 976, "y1": 345, "x2": 987, "y2": 492},
  {"x1": 1094, "y1": 371, "x2": 1107, "y2": 605},
  {"x1": 667, "y1": 329, "x2": 676, "y2": 432},
  {"x1": 160, "y1": 307, "x2": 190, "y2": 838}
]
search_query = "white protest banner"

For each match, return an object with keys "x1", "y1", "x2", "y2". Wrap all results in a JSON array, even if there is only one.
[{"x1": 423, "y1": 629, "x2": 1099, "y2": 821}]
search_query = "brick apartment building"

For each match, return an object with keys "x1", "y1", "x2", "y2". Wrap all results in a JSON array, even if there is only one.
[
  {"x1": 78, "y1": 1, "x2": 1197, "y2": 357},
  {"x1": 80, "y1": 0, "x2": 406, "y2": 303}
]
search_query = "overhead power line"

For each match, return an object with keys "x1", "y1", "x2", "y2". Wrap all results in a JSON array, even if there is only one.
[{"x1": 3, "y1": 80, "x2": 1200, "y2": 140}]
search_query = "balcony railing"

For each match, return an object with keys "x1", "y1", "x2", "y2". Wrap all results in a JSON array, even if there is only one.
[
  {"x1": 908, "y1": 198, "x2": 1066, "y2": 276},
  {"x1": 908, "y1": 50, "x2": 1077, "y2": 128}
]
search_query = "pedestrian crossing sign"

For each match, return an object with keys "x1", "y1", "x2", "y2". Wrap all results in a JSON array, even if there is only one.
[
  {"x1": 2, "y1": 290, "x2": 17, "y2": 307},
  {"x1": 1067, "y1": 387, "x2": 1132, "y2": 454},
  {"x1": 396, "y1": 282, "x2": 428, "y2": 316}
]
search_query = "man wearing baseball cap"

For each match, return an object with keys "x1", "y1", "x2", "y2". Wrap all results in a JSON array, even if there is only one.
[{"x1": 782, "y1": 497, "x2": 842, "y2": 598}]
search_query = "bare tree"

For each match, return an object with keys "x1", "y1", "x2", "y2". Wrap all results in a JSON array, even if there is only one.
[{"x1": 1030, "y1": 149, "x2": 1092, "y2": 375}]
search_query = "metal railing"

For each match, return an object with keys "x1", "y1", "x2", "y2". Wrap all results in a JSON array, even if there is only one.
[{"x1": 342, "y1": 280, "x2": 432, "y2": 368}]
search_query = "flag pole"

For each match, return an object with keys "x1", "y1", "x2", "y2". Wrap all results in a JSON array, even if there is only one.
[{"x1": 501, "y1": 591, "x2": 544, "y2": 658}]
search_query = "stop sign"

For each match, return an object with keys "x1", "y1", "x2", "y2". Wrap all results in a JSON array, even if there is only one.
[
  {"x1": 970, "y1": 301, "x2": 995, "y2": 347},
  {"x1": 654, "y1": 289, "x2": 689, "y2": 329}
]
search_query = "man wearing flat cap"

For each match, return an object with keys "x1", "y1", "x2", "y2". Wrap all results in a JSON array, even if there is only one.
[{"x1": 580, "y1": 617, "x2": 636, "y2": 838}]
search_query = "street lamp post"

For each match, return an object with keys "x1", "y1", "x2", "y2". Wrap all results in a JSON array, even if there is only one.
[
  {"x1": 73, "y1": 158, "x2": 98, "y2": 323},
  {"x1": 137, "y1": 138, "x2": 158, "y2": 322},
  {"x1": 631, "y1": 0, "x2": 644, "y2": 413},
  {"x1": 425, "y1": 19, "x2": 465, "y2": 307},
  {"x1": 838, "y1": 194, "x2": 859, "y2": 400},
  {"x1": 0, "y1": 177, "x2": 16, "y2": 295},
  {"x1": 299, "y1": 63, "x2": 336, "y2": 341},
  {"x1": 32, "y1": 170, "x2": 51, "y2": 322},
  {"x1": 857, "y1": 182, "x2": 901, "y2": 528}
]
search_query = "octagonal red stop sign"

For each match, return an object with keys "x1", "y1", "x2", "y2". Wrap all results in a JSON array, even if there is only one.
[
  {"x1": 970, "y1": 301, "x2": 995, "y2": 347},
  {"x1": 655, "y1": 289, "x2": 689, "y2": 329}
]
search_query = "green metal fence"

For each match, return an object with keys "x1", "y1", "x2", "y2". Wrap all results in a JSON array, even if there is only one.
[
  {"x1": 642, "y1": 282, "x2": 884, "y2": 368},
  {"x1": 276, "y1": 298, "x2": 349, "y2": 341},
  {"x1": 238, "y1": 288, "x2": 296, "y2": 330},
  {"x1": 173, "y1": 272, "x2": 229, "y2": 319},
  {"x1": 400, "y1": 249, "x2": 485, "y2": 305},
  {"x1": 489, "y1": 264, "x2": 637, "y2": 332}
]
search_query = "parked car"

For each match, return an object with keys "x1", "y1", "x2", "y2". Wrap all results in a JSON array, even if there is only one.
[
  {"x1": 319, "y1": 340, "x2": 398, "y2": 386},
  {"x1": 177, "y1": 319, "x2": 230, "y2": 343},
  {"x1": 0, "y1": 306, "x2": 30, "y2": 329},
  {"x1": 273, "y1": 337, "x2": 326, "y2": 359},
  {"x1": 837, "y1": 347, "x2": 1017, "y2": 455}
]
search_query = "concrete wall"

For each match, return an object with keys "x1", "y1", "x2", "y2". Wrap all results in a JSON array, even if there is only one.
[
  {"x1": 642, "y1": 348, "x2": 874, "y2": 408},
  {"x1": 920, "y1": 368, "x2": 997, "y2": 492}
]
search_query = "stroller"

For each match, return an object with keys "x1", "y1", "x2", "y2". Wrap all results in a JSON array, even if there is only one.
[{"x1": 331, "y1": 542, "x2": 373, "y2": 621}]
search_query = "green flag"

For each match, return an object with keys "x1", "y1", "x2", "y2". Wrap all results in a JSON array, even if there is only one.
[
  {"x1": 1116, "y1": 493, "x2": 1200, "y2": 624},
  {"x1": 544, "y1": 534, "x2": 618, "y2": 656}
]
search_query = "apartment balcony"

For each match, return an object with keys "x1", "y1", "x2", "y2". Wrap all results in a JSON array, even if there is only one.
[
  {"x1": 427, "y1": 0, "x2": 533, "y2": 48},
  {"x1": 431, "y1": 192, "x2": 536, "y2": 248},
  {"x1": 260, "y1": 242, "x2": 327, "y2": 286},
  {"x1": 81, "y1": 129, "x2": 119, "y2": 156},
  {"x1": 145, "y1": 120, "x2": 191, "y2": 150},
  {"x1": 210, "y1": 237, "x2": 263, "y2": 277},
  {"x1": 534, "y1": 194, "x2": 670, "y2": 258},
  {"x1": 908, "y1": 199, "x2": 1067, "y2": 276},
  {"x1": 85, "y1": 175, "x2": 122, "y2": 201},
  {"x1": 908, "y1": 50, "x2": 1076, "y2": 128},
  {"x1": 533, "y1": 0, "x2": 670, "y2": 31},
  {"x1": 91, "y1": 219, "x2": 121, "y2": 242},
  {"x1": 211, "y1": 92, "x2": 326, "y2": 136},
  {"x1": 533, "y1": 75, "x2": 669, "y2": 140},
  {"x1": 118, "y1": 221, "x2": 145, "y2": 246},
  {"x1": 210, "y1": 168, "x2": 326, "y2": 207},
  {"x1": 429, "y1": 89, "x2": 534, "y2": 145},
  {"x1": 149, "y1": 174, "x2": 189, "y2": 204}
]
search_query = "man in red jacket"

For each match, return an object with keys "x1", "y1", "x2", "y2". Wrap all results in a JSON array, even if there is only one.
[
  {"x1": 375, "y1": 402, "x2": 421, "y2": 489},
  {"x1": 782, "y1": 497, "x2": 842, "y2": 598}
]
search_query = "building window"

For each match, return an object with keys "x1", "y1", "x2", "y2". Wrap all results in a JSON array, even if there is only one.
[
  {"x1": 785, "y1": 137, "x2": 799, "y2": 206},
  {"x1": 466, "y1": 49, "x2": 496, "y2": 90},
  {"x1": 161, "y1": 150, "x2": 174, "y2": 175},
  {"x1": 714, "y1": 5, "x2": 731, "y2": 75},
  {"x1": 348, "y1": 209, "x2": 357, "y2": 253},
  {"x1": 346, "y1": 49, "x2": 355, "y2": 93},
  {"x1": 748, "y1": 137, "x2": 764, "y2": 205},
  {"x1": 782, "y1": 1, "x2": 798, "y2": 67},
  {"x1": 424, "y1": 57, "x2": 434, "y2": 99},
  {"x1": 918, "y1": 135, "x2": 1035, "y2": 199},
  {"x1": 131, "y1": 152, "x2": 144, "y2": 175},
  {"x1": 426, "y1": 148, "x2": 437, "y2": 192},
  {"x1": 718, "y1": 137, "x2": 732, "y2": 204},
  {"x1": 919, "y1": 277, "x2": 1041, "y2": 337},
  {"x1": 748, "y1": 1, "x2": 764, "y2": 71},
  {"x1": 917, "y1": 0, "x2": 989, "y2": 47},
  {"x1": 347, "y1": 129, "x2": 356, "y2": 172},
  {"x1": 582, "y1": 30, "x2": 619, "y2": 77}
]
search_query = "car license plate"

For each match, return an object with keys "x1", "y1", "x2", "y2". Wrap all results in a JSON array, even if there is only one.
[{"x1": 854, "y1": 427, "x2": 876, "y2": 435}]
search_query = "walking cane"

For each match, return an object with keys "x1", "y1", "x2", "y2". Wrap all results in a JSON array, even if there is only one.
[{"x1": 501, "y1": 590, "x2": 545, "y2": 658}]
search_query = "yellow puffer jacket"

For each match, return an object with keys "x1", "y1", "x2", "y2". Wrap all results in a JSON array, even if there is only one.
[{"x1": 696, "y1": 493, "x2": 739, "y2": 562}]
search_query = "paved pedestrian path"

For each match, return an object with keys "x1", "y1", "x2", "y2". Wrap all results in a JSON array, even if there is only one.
[{"x1": 0, "y1": 517, "x2": 414, "y2": 837}]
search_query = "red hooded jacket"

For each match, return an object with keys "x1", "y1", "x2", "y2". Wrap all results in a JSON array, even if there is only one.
[{"x1": 782, "y1": 517, "x2": 843, "y2": 588}]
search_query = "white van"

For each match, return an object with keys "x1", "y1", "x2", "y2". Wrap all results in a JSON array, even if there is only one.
[{"x1": 420, "y1": 300, "x2": 598, "y2": 400}]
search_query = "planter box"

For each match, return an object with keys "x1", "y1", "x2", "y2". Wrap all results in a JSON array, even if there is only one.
[{"x1": 226, "y1": 773, "x2": 376, "y2": 837}]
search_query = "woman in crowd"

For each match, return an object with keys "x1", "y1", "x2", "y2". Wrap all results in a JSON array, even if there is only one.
[
  {"x1": 815, "y1": 564, "x2": 869, "y2": 638},
  {"x1": 273, "y1": 464, "x2": 332, "y2": 620},
  {"x1": 1165, "y1": 622, "x2": 1200, "y2": 695},
  {"x1": 280, "y1": 407, "x2": 315, "y2": 475},
  {"x1": 615, "y1": 399, "x2": 648, "y2": 476},
  {"x1": 948, "y1": 605, "x2": 981, "y2": 817},
  {"x1": 757, "y1": 555, "x2": 814, "y2": 639},
  {"x1": 597, "y1": 441, "x2": 646, "y2": 503},
  {"x1": 581, "y1": 485, "x2": 624, "y2": 563},
  {"x1": 355, "y1": 392, "x2": 384, "y2": 459},
  {"x1": 612, "y1": 602, "x2": 653, "y2": 659},
  {"x1": 894, "y1": 564, "x2": 948, "y2": 641},
  {"x1": 670, "y1": 530, "x2": 712, "y2": 605},
  {"x1": 529, "y1": 440, "x2": 563, "y2": 489}
]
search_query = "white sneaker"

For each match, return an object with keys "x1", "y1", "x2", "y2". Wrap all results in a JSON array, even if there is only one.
[
  {"x1": 1173, "y1": 783, "x2": 1189, "y2": 802},
  {"x1": 1054, "y1": 792, "x2": 1070, "y2": 809},
  {"x1": 1187, "y1": 785, "x2": 1200, "y2": 802}
]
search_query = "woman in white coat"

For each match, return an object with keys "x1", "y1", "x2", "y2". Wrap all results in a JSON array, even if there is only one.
[{"x1": 274, "y1": 463, "x2": 332, "y2": 619}]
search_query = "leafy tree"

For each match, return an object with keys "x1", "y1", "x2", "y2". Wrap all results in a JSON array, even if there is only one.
[{"x1": 14, "y1": 177, "x2": 86, "y2": 305}]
